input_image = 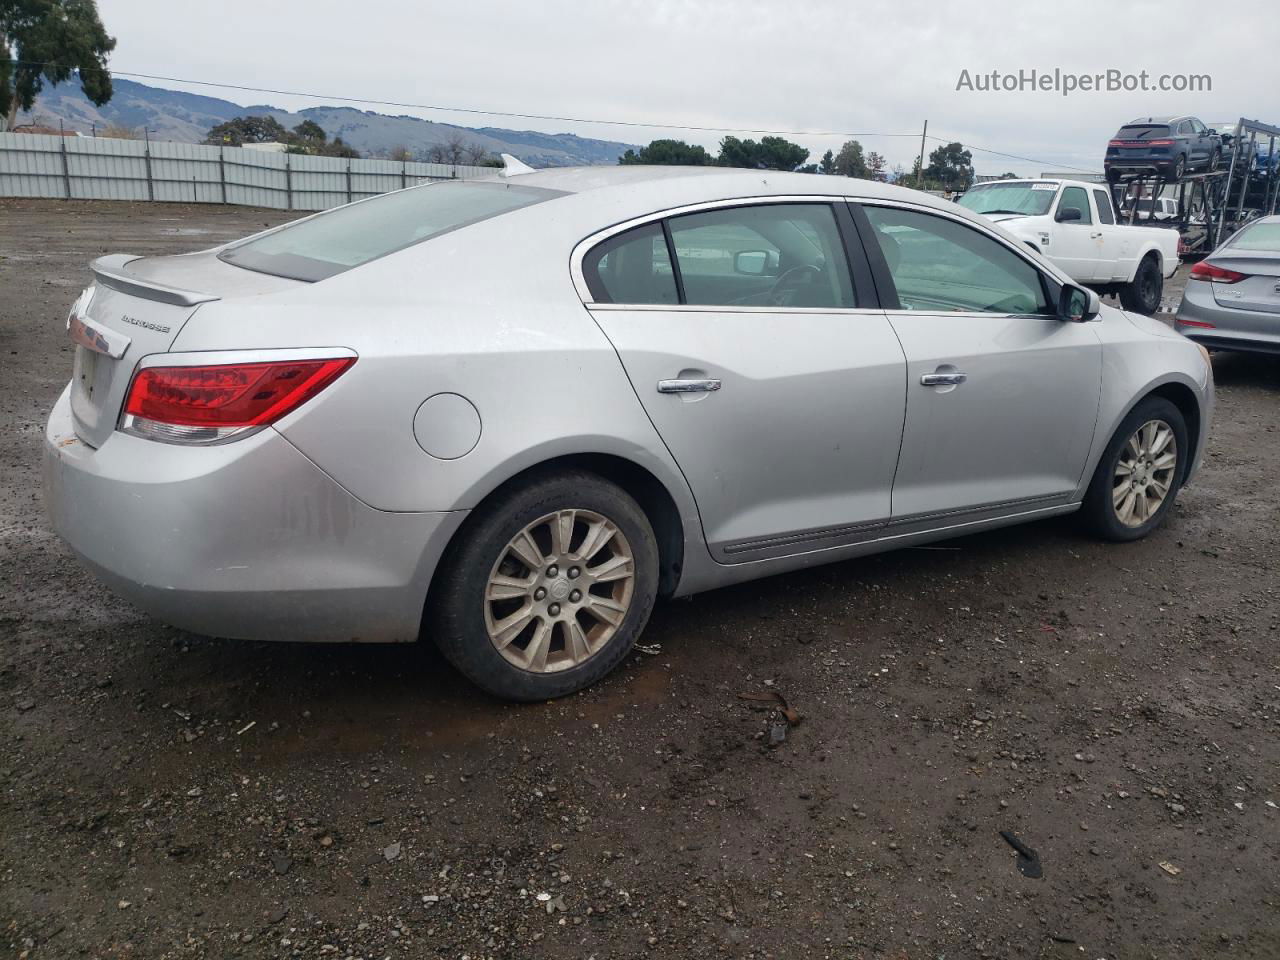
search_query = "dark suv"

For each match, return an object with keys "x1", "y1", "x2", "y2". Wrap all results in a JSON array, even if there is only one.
[{"x1": 1105, "y1": 116, "x2": 1222, "y2": 183}]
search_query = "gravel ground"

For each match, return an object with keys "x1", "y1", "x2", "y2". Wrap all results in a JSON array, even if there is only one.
[{"x1": 2, "y1": 198, "x2": 1278, "y2": 960}]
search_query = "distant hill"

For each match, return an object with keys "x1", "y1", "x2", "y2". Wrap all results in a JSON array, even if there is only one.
[{"x1": 17, "y1": 78, "x2": 637, "y2": 167}]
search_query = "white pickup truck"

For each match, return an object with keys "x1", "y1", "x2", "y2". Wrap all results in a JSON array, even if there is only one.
[{"x1": 957, "y1": 178, "x2": 1180, "y2": 314}]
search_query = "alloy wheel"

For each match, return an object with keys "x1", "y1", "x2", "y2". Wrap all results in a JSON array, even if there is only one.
[
  {"x1": 483, "y1": 509, "x2": 635, "y2": 673},
  {"x1": 1112, "y1": 420, "x2": 1178, "y2": 527}
]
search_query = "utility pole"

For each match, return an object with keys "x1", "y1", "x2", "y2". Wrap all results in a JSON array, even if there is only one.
[{"x1": 916, "y1": 120, "x2": 928, "y2": 190}]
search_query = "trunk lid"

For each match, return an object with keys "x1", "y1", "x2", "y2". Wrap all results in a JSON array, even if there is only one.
[
  {"x1": 1210, "y1": 253, "x2": 1280, "y2": 316},
  {"x1": 67, "y1": 253, "x2": 300, "y2": 448}
]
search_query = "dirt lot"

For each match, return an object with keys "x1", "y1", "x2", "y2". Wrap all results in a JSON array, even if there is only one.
[{"x1": 2, "y1": 199, "x2": 1278, "y2": 960}]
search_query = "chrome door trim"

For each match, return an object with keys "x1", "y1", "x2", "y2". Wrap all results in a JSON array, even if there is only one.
[
  {"x1": 587, "y1": 302, "x2": 886, "y2": 315},
  {"x1": 570, "y1": 194, "x2": 866, "y2": 307},
  {"x1": 920, "y1": 372, "x2": 968, "y2": 386},
  {"x1": 716, "y1": 494, "x2": 1074, "y2": 562},
  {"x1": 657, "y1": 378, "x2": 721, "y2": 394},
  {"x1": 720, "y1": 518, "x2": 887, "y2": 559}
]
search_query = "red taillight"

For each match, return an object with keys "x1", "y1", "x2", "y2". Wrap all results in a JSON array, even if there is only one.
[
  {"x1": 124, "y1": 357, "x2": 355, "y2": 428},
  {"x1": 1109, "y1": 139, "x2": 1173, "y2": 147},
  {"x1": 1189, "y1": 261, "x2": 1247, "y2": 284},
  {"x1": 1146, "y1": 139, "x2": 1174, "y2": 146},
  {"x1": 1179, "y1": 318, "x2": 1216, "y2": 329}
]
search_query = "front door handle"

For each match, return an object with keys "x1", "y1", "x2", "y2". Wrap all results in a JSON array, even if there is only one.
[
  {"x1": 658, "y1": 378, "x2": 722, "y2": 394},
  {"x1": 920, "y1": 372, "x2": 967, "y2": 387},
  {"x1": 1090, "y1": 231, "x2": 1104, "y2": 239}
]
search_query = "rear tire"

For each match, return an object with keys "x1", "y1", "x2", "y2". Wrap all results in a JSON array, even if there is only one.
[
  {"x1": 1119, "y1": 255, "x2": 1163, "y2": 314},
  {"x1": 1171, "y1": 154, "x2": 1187, "y2": 180},
  {"x1": 428, "y1": 470, "x2": 659, "y2": 701},
  {"x1": 1080, "y1": 397, "x2": 1187, "y2": 542}
]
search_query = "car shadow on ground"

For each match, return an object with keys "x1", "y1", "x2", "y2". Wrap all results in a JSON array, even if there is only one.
[
  {"x1": 120, "y1": 511, "x2": 1089, "y2": 753},
  {"x1": 1209, "y1": 349, "x2": 1280, "y2": 388}
]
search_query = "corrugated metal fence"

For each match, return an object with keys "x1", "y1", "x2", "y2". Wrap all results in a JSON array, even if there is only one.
[{"x1": 0, "y1": 133, "x2": 497, "y2": 210}]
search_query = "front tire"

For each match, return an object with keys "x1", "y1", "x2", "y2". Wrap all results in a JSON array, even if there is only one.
[
  {"x1": 1119, "y1": 254, "x2": 1163, "y2": 314},
  {"x1": 428, "y1": 470, "x2": 659, "y2": 701},
  {"x1": 1081, "y1": 397, "x2": 1186, "y2": 542},
  {"x1": 1208, "y1": 148, "x2": 1221, "y2": 172}
]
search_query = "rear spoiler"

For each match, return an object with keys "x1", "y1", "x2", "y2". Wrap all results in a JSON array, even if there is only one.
[{"x1": 91, "y1": 254, "x2": 220, "y2": 308}]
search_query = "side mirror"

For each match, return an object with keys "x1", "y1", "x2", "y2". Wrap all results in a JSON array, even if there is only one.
[
  {"x1": 734, "y1": 249, "x2": 776, "y2": 276},
  {"x1": 1056, "y1": 206, "x2": 1083, "y2": 223},
  {"x1": 1058, "y1": 283, "x2": 1101, "y2": 322}
]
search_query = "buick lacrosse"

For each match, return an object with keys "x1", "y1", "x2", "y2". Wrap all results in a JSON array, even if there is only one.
[{"x1": 44, "y1": 164, "x2": 1213, "y2": 700}]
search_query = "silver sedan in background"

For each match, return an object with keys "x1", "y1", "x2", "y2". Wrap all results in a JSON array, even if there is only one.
[
  {"x1": 1176, "y1": 214, "x2": 1280, "y2": 354},
  {"x1": 44, "y1": 166, "x2": 1214, "y2": 700}
]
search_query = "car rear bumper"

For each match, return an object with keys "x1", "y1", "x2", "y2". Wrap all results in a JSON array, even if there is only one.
[
  {"x1": 1175, "y1": 283, "x2": 1280, "y2": 354},
  {"x1": 43, "y1": 384, "x2": 467, "y2": 643},
  {"x1": 1106, "y1": 158, "x2": 1179, "y2": 177}
]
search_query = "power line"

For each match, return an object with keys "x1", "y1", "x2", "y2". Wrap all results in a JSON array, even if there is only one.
[
  {"x1": 14, "y1": 61, "x2": 920, "y2": 140},
  {"x1": 929, "y1": 135, "x2": 1098, "y2": 174},
  {"x1": 13, "y1": 60, "x2": 1101, "y2": 173}
]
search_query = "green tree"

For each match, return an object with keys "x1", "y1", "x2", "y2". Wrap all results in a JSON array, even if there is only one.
[
  {"x1": 292, "y1": 119, "x2": 326, "y2": 143},
  {"x1": 205, "y1": 115, "x2": 288, "y2": 146},
  {"x1": 317, "y1": 135, "x2": 357, "y2": 159},
  {"x1": 865, "y1": 151, "x2": 887, "y2": 182},
  {"x1": 619, "y1": 138, "x2": 711, "y2": 165},
  {"x1": 818, "y1": 149, "x2": 835, "y2": 175},
  {"x1": 717, "y1": 135, "x2": 808, "y2": 171},
  {"x1": 832, "y1": 139, "x2": 867, "y2": 178},
  {"x1": 924, "y1": 141, "x2": 975, "y2": 191},
  {"x1": 1, "y1": 0, "x2": 115, "y2": 130}
]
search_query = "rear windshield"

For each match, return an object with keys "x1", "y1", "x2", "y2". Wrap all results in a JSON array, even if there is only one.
[
  {"x1": 1116, "y1": 124, "x2": 1171, "y2": 140},
  {"x1": 1227, "y1": 222, "x2": 1280, "y2": 252},
  {"x1": 219, "y1": 181, "x2": 560, "y2": 281}
]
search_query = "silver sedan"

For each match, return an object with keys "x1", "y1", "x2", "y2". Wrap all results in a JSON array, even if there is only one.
[
  {"x1": 44, "y1": 166, "x2": 1214, "y2": 700},
  {"x1": 1176, "y1": 214, "x2": 1280, "y2": 354}
]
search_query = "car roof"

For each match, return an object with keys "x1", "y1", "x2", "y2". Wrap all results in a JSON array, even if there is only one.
[
  {"x1": 1125, "y1": 116, "x2": 1182, "y2": 124},
  {"x1": 477, "y1": 164, "x2": 932, "y2": 204}
]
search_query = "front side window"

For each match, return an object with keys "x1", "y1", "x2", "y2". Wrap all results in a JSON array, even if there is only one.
[
  {"x1": 219, "y1": 181, "x2": 558, "y2": 282},
  {"x1": 1093, "y1": 189, "x2": 1116, "y2": 225},
  {"x1": 667, "y1": 204, "x2": 855, "y2": 308},
  {"x1": 862, "y1": 205, "x2": 1051, "y2": 315},
  {"x1": 1058, "y1": 186, "x2": 1093, "y2": 225},
  {"x1": 582, "y1": 223, "x2": 678, "y2": 305}
]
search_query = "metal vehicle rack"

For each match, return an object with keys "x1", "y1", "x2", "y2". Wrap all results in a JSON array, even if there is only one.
[{"x1": 1108, "y1": 118, "x2": 1280, "y2": 257}]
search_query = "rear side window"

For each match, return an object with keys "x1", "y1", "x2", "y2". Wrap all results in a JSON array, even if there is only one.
[
  {"x1": 1093, "y1": 189, "x2": 1116, "y2": 225},
  {"x1": 667, "y1": 204, "x2": 855, "y2": 308},
  {"x1": 582, "y1": 223, "x2": 678, "y2": 305},
  {"x1": 1059, "y1": 186, "x2": 1093, "y2": 225},
  {"x1": 219, "y1": 181, "x2": 558, "y2": 282}
]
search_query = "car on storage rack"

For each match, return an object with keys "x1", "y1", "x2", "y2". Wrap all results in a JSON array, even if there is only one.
[
  {"x1": 1105, "y1": 116, "x2": 1222, "y2": 183},
  {"x1": 1127, "y1": 196, "x2": 1179, "y2": 222},
  {"x1": 958, "y1": 178, "x2": 1180, "y2": 314}
]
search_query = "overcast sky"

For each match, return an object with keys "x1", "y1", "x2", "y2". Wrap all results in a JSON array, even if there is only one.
[{"x1": 100, "y1": 0, "x2": 1278, "y2": 175}]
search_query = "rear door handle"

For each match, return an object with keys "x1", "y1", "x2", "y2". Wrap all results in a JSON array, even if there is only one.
[
  {"x1": 1090, "y1": 231, "x2": 1104, "y2": 239},
  {"x1": 658, "y1": 378, "x2": 722, "y2": 394},
  {"x1": 920, "y1": 372, "x2": 967, "y2": 387}
]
